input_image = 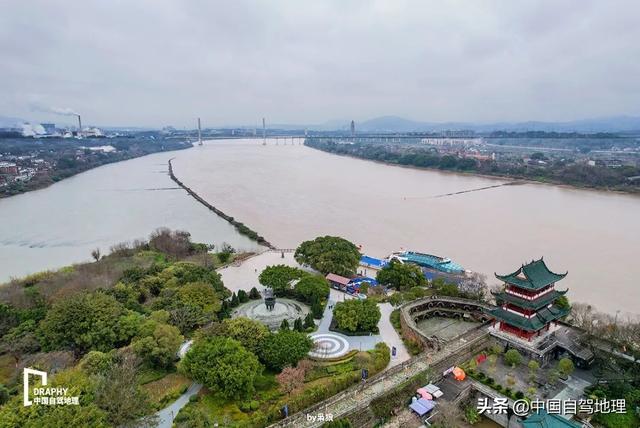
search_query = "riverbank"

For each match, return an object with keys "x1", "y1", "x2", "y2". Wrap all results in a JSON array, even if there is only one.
[
  {"x1": 168, "y1": 158, "x2": 275, "y2": 249},
  {"x1": 0, "y1": 137, "x2": 193, "y2": 199},
  {"x1": 304, "y1": 142, "x2": 640, "y2": 196}
]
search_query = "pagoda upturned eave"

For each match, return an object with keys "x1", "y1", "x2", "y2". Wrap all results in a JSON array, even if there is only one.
[
  {"x1": 492, "y1": 289, "x2": 567, "y2": 310},
  {"x1": 486, "y1": 304, "x2": 570, "y2": 332},
  {"x1": 495, "y1": 257, "x2": 567, "y2": 291}
]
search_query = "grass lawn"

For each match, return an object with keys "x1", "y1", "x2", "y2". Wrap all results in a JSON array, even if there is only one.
[
  {"x1": 137, "y1": 366, "x2": 172, "y2": 385},
  {"x1": 142, "y1": 372, "x2": 192, "y2": 409}
]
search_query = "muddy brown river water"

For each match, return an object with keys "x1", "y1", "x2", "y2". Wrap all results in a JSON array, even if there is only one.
[{"x1": 171, "y1": 139, "x2": 640, "y2": 315}]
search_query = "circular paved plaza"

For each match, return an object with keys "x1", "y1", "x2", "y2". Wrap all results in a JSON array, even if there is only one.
[
  {"x1": 232, "y1": 298, "x2": 310, "y2": 330},
  {"x1": 309, "y1": 333, "x2": 350, "y2": 359}
]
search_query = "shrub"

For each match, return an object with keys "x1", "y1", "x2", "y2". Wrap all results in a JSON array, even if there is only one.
[
  {"x1": 504, "y1": 349, "x2": 523, "y2": 368},
  {"x1": 332, "y1": 299, "x2": 380, "y2": 333},
  {"x1": 249, "y1": 287, "x2": 261, "y2": 299},
  {"x1": 515, "y1": 391, "x2": 525, "y2": 399}
]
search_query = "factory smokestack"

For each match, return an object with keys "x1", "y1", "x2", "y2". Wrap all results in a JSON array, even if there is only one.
[
  {"x1": 197, "y1": 118, "x2": 202, "y2": 146},
  {"x1": 77, "y1": 115, "x2": 82, "y2": 135}
]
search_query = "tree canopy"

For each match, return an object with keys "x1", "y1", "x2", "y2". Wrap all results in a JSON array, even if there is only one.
[
  {"x1": 131, "y1": 319, "x2": 183, "y2": 368},
  {"x1": 376, "y1": 259, "x2": 426, "y2": 291},
  {"x1": 181, "y1": 337, "x2": 262, "y2": 399},
  {"x1": 38, "y1": 292, "x2": 135, "y2": 354},
  {"x1": 333, "y1": 299, "x2": 381, "y2": 333},
  {"x1": 259, "y1": 330, "x2": 314, "y2": 371},
  {"x1": 293, "y1": 275, "x2": 330, "y2": 304},
  {"x1": 294, "y1": 236, "x2": 361, "y2": 276},
  {"x1": 219, "y1": 317, "x2": 269, "y2": 355},
  {"x1": 504, "y1": 349, "x2": 523, "y2": 368},
  {"x1": 258, "y1": 265, "x2": 305, "y2": 296}
]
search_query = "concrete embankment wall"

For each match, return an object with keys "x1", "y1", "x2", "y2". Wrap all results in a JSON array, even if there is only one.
[{"x1": 167, "y1": 159, "x2": 275, "y2": 249}]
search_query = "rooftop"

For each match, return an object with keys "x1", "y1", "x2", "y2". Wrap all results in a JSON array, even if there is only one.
[
  {"x1": 487, "y1": 305, "x2": 570, "y2": 332},
  {"x1": 360, "y1": 255, "x2": 387, "y2": 268},
  {"x1": 496, "y1": 258, "x2": 567, "y2": 291},
  {"x1": 325, "y1": 273, "x2": 351, "y2": 286},
  {"x1": 521, "y1": 409, "x2": 583, "y2": 428},
  {"x1": 492, "y1": 289, "x2": 567, "y2": 310}
]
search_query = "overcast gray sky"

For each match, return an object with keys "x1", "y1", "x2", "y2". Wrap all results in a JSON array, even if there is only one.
[{"x1": 1, "y1": 0, "x2": 639, "y2": 127}]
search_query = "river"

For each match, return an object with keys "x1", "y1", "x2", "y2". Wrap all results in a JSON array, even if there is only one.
[
  {"x1": 170, "y1": 139, "x2": 640, "y2": 316},
  {"x1": 0, "y1": 149, "x2": 260, "y2": 282}
]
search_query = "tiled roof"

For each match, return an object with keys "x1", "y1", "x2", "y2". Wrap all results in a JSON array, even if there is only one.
[
  {"x1": 496, "y1": 258, "x2": 567, "y2": 291},
  {"x1": 486, "y1": 305, "x2": 570, "y2": 332},
  {"x1": 492, "y1": 289, "x2": 567, "y2": 310},
  {"x1": 325, "y1": 273, "x2": 351, "y2": 286},
  {"x1": 521, "y1": 409, "x2": 583, "y2": 427}
]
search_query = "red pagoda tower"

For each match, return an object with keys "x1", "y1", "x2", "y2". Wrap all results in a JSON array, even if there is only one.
[{"x1": 489, "y1": 258, "x2": 569, "y2": 342}]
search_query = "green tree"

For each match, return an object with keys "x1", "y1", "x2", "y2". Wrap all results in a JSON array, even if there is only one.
[
  {"x1": 258, "y1": 265, "x2": 304, "y2": 296},
  {"x1": 294, "y1": 236, "x2": 361, "y2": 276},
  {"x1": 182, "y1": 337, "x2": 262, "y2": 399},
  {"x1": 230, "y1": 292, "x2": 239, "y2": 307},
  {"x1": 259, "y1": 330, "x2": 313, "y2": 371},
  {"x1": 132, "y1": 321, "x2": 183, "y2": 368},
  {"x1": 333, "y1": 299, "x2": 381, "y2": 333},
  {"x1": 177, "y1": 282, "x2": 222, "y2": 315},
  {"x1": 0, "y1": 303, "x2": 19, "y2": 337},
  {"x1": 294, "y1": 275, "x2": 330, "y2": 304},
  {"x1": 237, "y1": 289, "x2": 249, "y2": 303},
  {"x1": 311, "y1": 300, "x2": 324, "y2": 319},
  {"x1": 303, "y1": 312, "x2": 315, "y2": 329},
  {"x1": 156, "y1": 262, "x2": 224, "y2": 292},
  {"x1": 376, "y1": 260, "x2": 426, "y2": 291},
  {"x1": 220, "y1": 317, "x2": 269, "y2": 354},
  {"x1": 80, "y1": 351, "x2": 113, "y2": 375},
  {"x1": 94, "y1": 351, "x2": 158, "y2": 427},
  {"x1": 293, "y1": 318, "x2": 304, "y2": 332},
  {"x1": 38, "y1": 292, "x2": 133, "y2": 354},
  {"x1": 557, "y1": 358, "x2": 575, "y2": 377},
  {"x1": 249, "y1": 287, "x2": 261, "y2": 299},
  {"x1": 504, "y1": 349, "x2": 523, "y2": 368},
  {"x1": 280, "y1": 319, "x2": 290, "y2": 330}
]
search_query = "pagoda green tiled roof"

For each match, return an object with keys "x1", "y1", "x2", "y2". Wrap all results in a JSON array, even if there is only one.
[
  {"x1": 521, "y1": 409, "x2": 583, "y2": 427},
  {"x1": 492, "y1": 289, "x2": 567, "y2": 310},
  {"x1": 486, "y1": 304, "x2": 570, "y2": 332},
  {"x1": 496, "y1": 258, "x2": 567, "y2": 291}
]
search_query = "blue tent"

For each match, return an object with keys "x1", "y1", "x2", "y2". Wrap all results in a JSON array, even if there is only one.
[{"x1": 409, "y1": 398, "x2": 435, "y2": 416}]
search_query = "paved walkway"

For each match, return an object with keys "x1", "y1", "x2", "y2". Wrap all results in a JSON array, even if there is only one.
[
  {"x1": 155, "y1": 340, "x2": 199, "y2": 428},
  {"x1": 317, "y1": 289, "x2": 381, "y2": 353},
  {"x1": 218, "y1": 251, "x2": 309, "y2": 294},
  {"x1": 378, "y1": 303, "x2": 410, "y2": 367},
  {"x1": 155, "y1": 383, "x2": 202, "y2": 428}
]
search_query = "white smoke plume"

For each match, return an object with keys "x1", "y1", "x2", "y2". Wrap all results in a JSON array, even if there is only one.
[{"x1": 29, "y1": 102, "x2": 79, "y2": 116}]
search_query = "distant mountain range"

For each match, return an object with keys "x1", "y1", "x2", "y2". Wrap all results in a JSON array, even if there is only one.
[{"x1": 301, "y1": 115, "x2": 640, "y2": 133}]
